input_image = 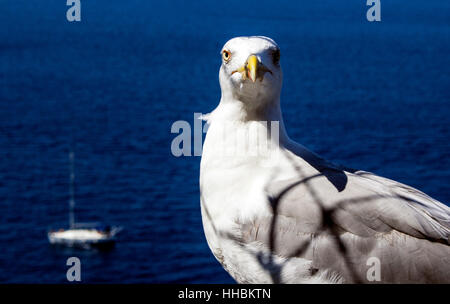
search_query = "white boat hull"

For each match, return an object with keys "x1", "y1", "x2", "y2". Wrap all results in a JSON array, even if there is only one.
[{"x1": 48, "y1": 228, "x2": 117, "y2": 249}]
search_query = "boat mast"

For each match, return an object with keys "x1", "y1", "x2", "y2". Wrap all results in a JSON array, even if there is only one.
[{"x1": 69, "y1": 151, "x2": 75, "y2": 229}]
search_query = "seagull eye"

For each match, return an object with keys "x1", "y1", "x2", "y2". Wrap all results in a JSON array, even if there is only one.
[
  {"x1": 272, "y1": 49, "x2": 280, "y2": 65},
  {"x1": 222, "y1": 50, "x2": 231, "y2": 62}
]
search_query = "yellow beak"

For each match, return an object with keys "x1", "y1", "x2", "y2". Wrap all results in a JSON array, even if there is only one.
[
  {"x1": 231, "y1": 54, "x2": 271, "y2": 82},
  {"x1": 246, "y1": 55, "x2": 258, "y2": 82}
]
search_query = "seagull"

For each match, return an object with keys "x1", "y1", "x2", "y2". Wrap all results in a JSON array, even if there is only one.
[{"x1": 199, "y1": 36, "x2": 450, "y2": 283}]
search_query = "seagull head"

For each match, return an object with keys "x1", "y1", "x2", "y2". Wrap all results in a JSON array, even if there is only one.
[{"x1": 219, "y1": 36, "x2": 283, "y2": 113}]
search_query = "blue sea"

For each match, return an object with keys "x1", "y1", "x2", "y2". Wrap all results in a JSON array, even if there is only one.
[{"x1": 0, "y1": 0, "x2": 448, "y2": 283}]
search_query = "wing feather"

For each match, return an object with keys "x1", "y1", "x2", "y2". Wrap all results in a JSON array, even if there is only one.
[{"x1": 237, "y1": 169, "x2": 450, "y2": 283}]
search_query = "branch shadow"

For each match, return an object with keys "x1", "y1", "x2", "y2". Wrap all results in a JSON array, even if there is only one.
[{"x1": 202, "y1": 147, "x2": 443, "y2": 283}]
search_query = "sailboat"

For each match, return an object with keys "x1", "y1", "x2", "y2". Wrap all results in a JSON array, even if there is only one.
[{"x1": 48, "y1": 152, "x2": 121, "y2": 249}]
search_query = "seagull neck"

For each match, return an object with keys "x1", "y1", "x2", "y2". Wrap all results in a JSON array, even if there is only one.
[
  {"x1": 215, "y1": 96, "x2": 278, "y2": 119},
  {"x1": 211, "y1": 98, "x2": 290, "y2": 143}
]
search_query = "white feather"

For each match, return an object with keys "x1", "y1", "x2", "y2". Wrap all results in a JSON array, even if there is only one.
[{"x1": 200, "y1": 36, "x2": 450, "y2": 284}]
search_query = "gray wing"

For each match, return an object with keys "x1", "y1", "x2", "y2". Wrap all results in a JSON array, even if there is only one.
[{"x1": 238, "y1": 169, "x2": 450, "y2": 283}]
